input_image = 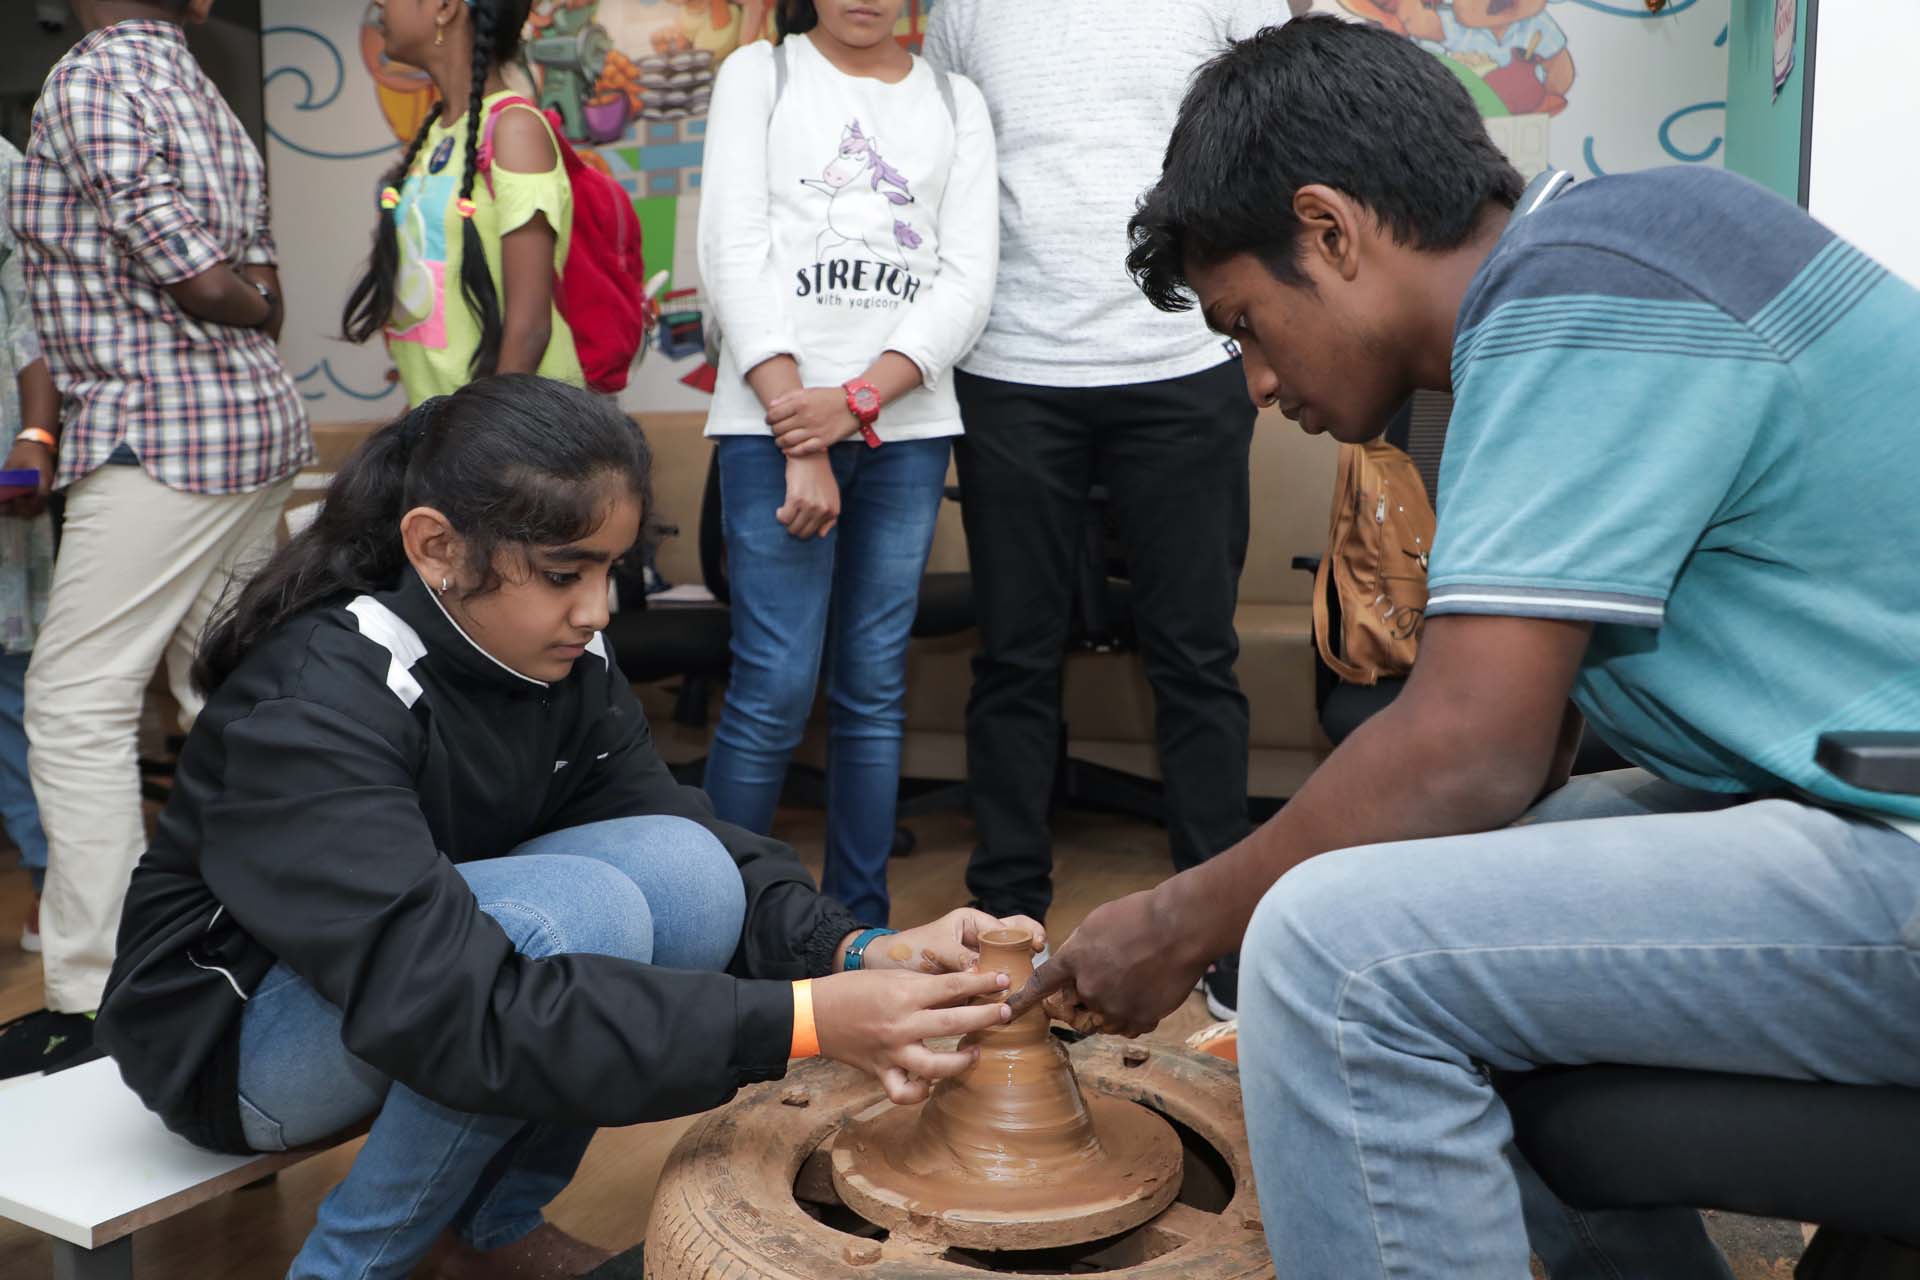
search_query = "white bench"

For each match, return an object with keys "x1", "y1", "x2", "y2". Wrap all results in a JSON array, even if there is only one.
[{"x1": 0, "y1": 1058, "x2": 326, "y2": 1278}]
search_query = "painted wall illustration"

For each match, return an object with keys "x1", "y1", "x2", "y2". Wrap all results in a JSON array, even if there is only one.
[
  {"x1": 1315, "y1": 0, "x2": 1729, "y2": 182},
  {"x1": 264, "y1": 0, "x2": 1722, "y2": 424}
]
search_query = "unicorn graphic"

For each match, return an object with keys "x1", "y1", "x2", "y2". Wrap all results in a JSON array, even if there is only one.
[{"x1": 800, "y1": 119, "x2": 920, "y2": 270}]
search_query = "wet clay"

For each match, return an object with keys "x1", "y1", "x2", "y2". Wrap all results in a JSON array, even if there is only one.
[{"x1": 830, "y1": 927, "x2": 1185, "y2": 1250}]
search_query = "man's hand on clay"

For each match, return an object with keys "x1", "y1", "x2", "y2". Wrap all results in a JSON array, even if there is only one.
[
  {"x1": 1006, "y1": 887, "x2": 1207, "y2": 1038},
  {"x1": 877, "y1": 908, "x2": 1047, "y2": 975}
]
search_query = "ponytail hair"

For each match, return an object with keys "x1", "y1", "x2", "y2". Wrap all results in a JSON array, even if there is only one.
[
  {"x1": 776, "y1": 0, "x2": 818, "y2": 37},
  {"x1": 341, "y1": 0, "x2": 536, "y2": 378},
  {"x1": 341, "y1": 113, "x2": 436, "y2": 348},
  {"x1": 193, "y1": 375, "x2": 653, "y2": 695}
]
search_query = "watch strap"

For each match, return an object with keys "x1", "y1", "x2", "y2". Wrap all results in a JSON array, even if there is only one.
[{"x1": 843, "y1": 926, "x2": 898, "y2": 972}]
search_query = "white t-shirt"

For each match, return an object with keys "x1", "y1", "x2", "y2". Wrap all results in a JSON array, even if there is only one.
[
  {"x1": 698, "y1": 35, "x2": 999, "y2": 440},
  {"x1": 922, "y1": 0, "x2": 1283, "y2": 389}
]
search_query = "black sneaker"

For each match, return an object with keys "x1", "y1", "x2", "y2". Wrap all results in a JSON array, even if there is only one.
[
  {"x1": 1202, "y1": 953, "x2": 1239, "y2": 1021},
  {"x1": 0, "y1": 1009, "x2": 101, "y2": 1080}
]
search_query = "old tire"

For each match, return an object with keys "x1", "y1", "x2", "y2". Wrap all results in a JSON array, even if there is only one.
[{"x1": 643, "y1": 1036, "x2": 1273, "y2": 1279}]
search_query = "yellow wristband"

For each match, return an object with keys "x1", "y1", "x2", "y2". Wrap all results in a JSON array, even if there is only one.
[
  {"x1": 15, "y1": 428, "x2": 56, "y2": 453},
  {"x1": 790, "y1": 978, "x2": 819, "y2": 1060}
]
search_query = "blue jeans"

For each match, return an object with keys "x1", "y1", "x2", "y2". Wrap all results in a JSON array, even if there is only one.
[
  {"x1": 1240, "y1": 769, "x2": 1920, "y2": 1279},
  {"x1": 234, "y1": 816, "x2": 747, "y2": 1280},
  {"x1": 0, "y1": 651, "x2": 46, "y2": 893},
  {"x1": 703, "y1": 434, "x2": 950, "y2": 925}
]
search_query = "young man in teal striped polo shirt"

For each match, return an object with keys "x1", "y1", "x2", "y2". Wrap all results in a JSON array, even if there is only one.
[{"x1": 1017, "y1": 15, "x2": 1920, "y2": 1278}]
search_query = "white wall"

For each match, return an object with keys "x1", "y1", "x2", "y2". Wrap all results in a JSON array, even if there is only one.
[{"x1": 1808, "y1": 3, "x2": 1920, "y2": 287}]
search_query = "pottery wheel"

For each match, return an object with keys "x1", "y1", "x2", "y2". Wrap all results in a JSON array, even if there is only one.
[
  {"x1": 829, "y1": 926, "x2": 1185, "y2": 1251},
  {"x1": 831, "y1": 1088, "x2": 1185, "y2": 1250}
]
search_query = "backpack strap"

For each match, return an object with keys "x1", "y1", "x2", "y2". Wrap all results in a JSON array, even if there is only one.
[{"x1": 475, "y1": 94, "x2": 546, "y2": 196}]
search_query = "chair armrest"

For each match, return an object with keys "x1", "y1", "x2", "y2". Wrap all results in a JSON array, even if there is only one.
[
  {"x1": 1817, "y1": 732, "x2": 1920, "y2": 797},
  {"x1": 1292, "y1": 555, "x2": 1322, "y2": 575}
]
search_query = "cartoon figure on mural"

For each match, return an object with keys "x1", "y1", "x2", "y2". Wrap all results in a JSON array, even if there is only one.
[
  {"x1": 1338, "y1": 0, "x2": 1576, "y2": 115},
  {"x1": 802, "y1": 119, "x2": 919, "y2": 270}
]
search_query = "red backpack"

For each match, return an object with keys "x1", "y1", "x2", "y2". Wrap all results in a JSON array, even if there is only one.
[{"x1": 479, "y1": 97, "x2": 652, "y2": 394}]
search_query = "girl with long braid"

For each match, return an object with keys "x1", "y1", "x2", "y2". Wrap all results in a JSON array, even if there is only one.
[{"x1": 347, "y1": 0, "x2": 583, "y2": 403}]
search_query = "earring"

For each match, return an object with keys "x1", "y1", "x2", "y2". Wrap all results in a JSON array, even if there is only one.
[
  {"x1": 435, "y1": 22, "x2": 446, "y2": 46},
  {"x1": 440, "y1": 577, "x2": 450, "y2": 594}
]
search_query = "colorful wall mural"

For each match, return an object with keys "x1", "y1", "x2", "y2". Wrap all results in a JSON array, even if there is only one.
[{"x1": 263, "y1": 0, "x2": 1725, "y2": 423}]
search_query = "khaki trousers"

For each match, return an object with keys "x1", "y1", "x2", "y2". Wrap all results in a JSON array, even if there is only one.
[{"x1": 26, "y1": 465, "x2": 292, "y2": 1012}]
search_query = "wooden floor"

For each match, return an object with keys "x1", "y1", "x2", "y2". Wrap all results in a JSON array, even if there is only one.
[{"x1": 0, "y1": 806, "x2": 1803, "y2": 1278}]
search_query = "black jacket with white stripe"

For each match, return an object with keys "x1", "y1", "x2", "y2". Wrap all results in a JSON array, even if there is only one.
[{"x1": 97, "y1": 570, "x2": 863, "y2": 1154}]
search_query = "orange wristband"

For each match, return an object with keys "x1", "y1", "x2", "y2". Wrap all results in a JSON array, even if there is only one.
[
  {"x1": 790, "y1": 979, "x2": 819, "y2": 1060},
  {"x1": 15, "y1": 428, "x2": 56, "y2": 453}
]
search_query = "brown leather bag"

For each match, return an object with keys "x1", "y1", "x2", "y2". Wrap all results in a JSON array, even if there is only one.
[{"x1": 1312, "y1": 440, "x2": 1437, "y2": 685}]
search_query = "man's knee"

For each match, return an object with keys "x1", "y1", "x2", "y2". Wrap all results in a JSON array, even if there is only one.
[{"x1": 1244, "y1": 848, "x2": 1403, "y2": 1016}]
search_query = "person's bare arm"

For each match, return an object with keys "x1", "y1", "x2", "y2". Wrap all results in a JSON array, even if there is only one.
[
  {"x1": 489, "y1": 107, "x2": 565, "y2": 375},
  {"x1": 1015, "y1": 614, "x2": 1593, "y2": 1034},
  {"x1": 165, "y1": 263, "x2": 275, "y2": 331},
  {"x1": 768, "y1": 351, "x2": 924, "y2": 455},
  {"x1": 238, "y1": 264, "x2": 285, "y2": 343},
  {"x1": 2, "y1": 358, "x2": 59, "y2": 517},
  {"x1": 1540, "y1": 702, "x2": 1585, "y2": 801},
  {"x1": 745, "y1": 354, "x2": 806, "y2": 410}
]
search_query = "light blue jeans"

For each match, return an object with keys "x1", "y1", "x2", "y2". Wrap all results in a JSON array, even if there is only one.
[
  {"x1": 234, "y1": 815, "x2": 747, "y2": 1280},
  {"x1": 1240, "y1": 769, "x2": 1920, "y2": 1279},
  {"x1": 703, "y1": 434, "x2": 950, "y2": 926},
  {"x1": 0, "y1": 651, "x2": 46, "y2": 893}
]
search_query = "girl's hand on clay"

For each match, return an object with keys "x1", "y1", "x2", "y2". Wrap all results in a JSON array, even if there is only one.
[
  {"x1": 874, "y1": 908, "x2": 1048, "y2": 975},
  {"x1": 777, "y1": 453, "x2": 840, "y2": 539},
  {"x1": 813, "y1": 969, "x2": 1013, "y2": 1104}
]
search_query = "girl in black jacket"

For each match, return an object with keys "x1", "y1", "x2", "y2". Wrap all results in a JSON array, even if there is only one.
[{"x1": 97, "y1": 376, "x2": 1037, "y2": 1280}]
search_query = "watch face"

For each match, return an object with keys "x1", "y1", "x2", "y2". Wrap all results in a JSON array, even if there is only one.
[{"x1": 852, "y1": 387, "x2": 880, "y2": 413}]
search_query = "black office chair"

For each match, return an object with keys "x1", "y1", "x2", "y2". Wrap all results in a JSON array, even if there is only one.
[
  {"x1": 1505, "y1": 732, "x2": 1920, "y2": 1280},
  {"x1": 1296, "y1": 392, "x2": 1628, "y2": 773},
  {"x1": 604, "y1": 448, "x2": 733, "y2": 736}
]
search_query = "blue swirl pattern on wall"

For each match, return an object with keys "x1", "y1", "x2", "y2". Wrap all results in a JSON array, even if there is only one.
[
  {"x1": 1659, "y1": 99, "x2": 1726, "y2": 162},
  {"x1": 295, "y1": 360, "x2": 401, "y2": 405},
  {"x1": 264, "y1": 26, "x2": 402, "y2": 162},
  {"x1": 1585, "y1": 98, "x2": 1724, "y2": 174}
]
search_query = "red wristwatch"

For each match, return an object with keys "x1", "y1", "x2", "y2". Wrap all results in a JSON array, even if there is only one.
[{"x1": 843, "y1": 378, "x2": 883, "y2": 449}]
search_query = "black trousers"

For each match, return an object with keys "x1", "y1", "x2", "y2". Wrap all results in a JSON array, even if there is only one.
[{"x1": 953, "y1": 361, "x2": 1257, "y2": 920}]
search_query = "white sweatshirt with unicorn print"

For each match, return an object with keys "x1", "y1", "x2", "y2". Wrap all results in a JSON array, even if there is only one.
[{"x1": 699, "y1": 34, "x2": 998, "y2": 441}]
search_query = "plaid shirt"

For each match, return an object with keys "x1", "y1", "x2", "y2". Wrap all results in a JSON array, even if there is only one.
[{"x1": 10, "y1": 20, "x2": 310, "y2": 495}]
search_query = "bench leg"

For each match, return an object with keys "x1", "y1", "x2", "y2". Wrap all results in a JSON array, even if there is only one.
[{"x1": 52, "y1": 1236, "x2": 132, "y2": 1280}]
